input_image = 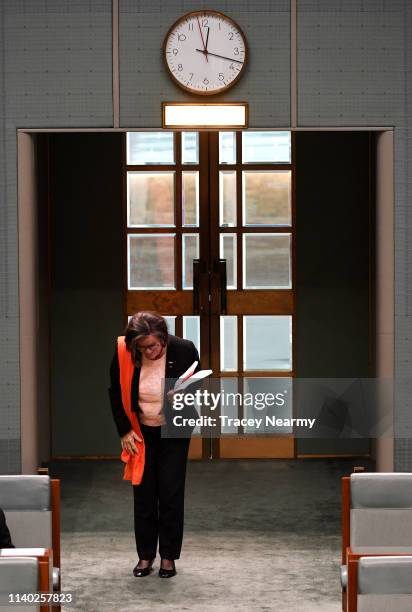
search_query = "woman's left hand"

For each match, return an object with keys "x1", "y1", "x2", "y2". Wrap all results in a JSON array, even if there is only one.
[{"x1": 166, "y1": 388, "x2": 176, "y2": 403}]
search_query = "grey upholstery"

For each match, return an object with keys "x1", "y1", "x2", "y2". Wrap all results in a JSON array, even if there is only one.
[
  {"x1": 358, "y1": 556, "x2": 412, "y2": 594},
  {"x1": 0, "y1": 557, "x2": 39, "y2": 612},
  {"x1": 357, "y1": 556, "x2": 412, "y2": 612},
  {"x1": 350, "y1": 473, "x2": 412, "y2": 552},
  {"x1": 3, "y1": 511, "x2": 52, "y2": 549},
  {"x1": 0, "y1": 476, "x2": 50, "y2": 511},
  {"x1": 351, "y1": 473, "x2": 412, "y2": 509},
  {"x1": 0, "y1": 475, "x2": 58, "y2": 591},
  {"x1": 358, "y1": 596, "x2": 412, "y2": 612},
  {"x1": 350, "y1": 509, "x2": 412, "y2": 552}
]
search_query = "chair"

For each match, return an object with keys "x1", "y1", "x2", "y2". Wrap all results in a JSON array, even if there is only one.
[
  {"x1": 341, "y1": 473, "x2": 412, "y2": 611},
  {"x1": 0, "y1": 475, "x2": 61, "y2": 590},
  {"x1": 347, "y1": 555, "x2": 412, "y2": 611},
  {"x1": 0, "y1": 548, "x2": 51, "y2": 612}
]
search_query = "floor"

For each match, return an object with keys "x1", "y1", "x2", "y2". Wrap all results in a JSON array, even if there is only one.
[{"x1": 47, "y1": 457, "x2": 373, "y2": 612}]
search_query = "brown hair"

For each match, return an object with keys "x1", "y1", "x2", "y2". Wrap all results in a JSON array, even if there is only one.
[{"x1": 124, "y1": 311, "x2": 168, "y2": 365}]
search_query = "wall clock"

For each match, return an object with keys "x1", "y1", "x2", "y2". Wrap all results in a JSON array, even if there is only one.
[{"x1": 163, "y1": 10, "x2": 248, "y2": 95}]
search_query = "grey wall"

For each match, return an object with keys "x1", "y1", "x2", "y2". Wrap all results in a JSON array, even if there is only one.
[
  {"x1": 0, "y1": 0, "x2": 411, "y2": 470},
  {"x1": 0, "y1": 1, "x2": 113, "y2": 472},
  {"x1": 297, "y1": 1, "x2": 411, "y2": 469},
  {"x1": 119, "y1": 0, "x2": 291, "y2": 127}
]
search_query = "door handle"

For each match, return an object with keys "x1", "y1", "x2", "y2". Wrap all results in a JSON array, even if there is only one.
[
  {"x1": 214, "y1": 258, "x2": 227, "y2": 315},
  {"x1": 193, "y1": 259, "x2": 206, "y2": 314}
]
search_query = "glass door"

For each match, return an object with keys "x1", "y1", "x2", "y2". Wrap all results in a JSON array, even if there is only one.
[
  {"x1": 207, "y1": 131, "x2": 294, "y2": 458},
  {"x1": 123, "y1": 130, "x2": 294, "y2": 459}
]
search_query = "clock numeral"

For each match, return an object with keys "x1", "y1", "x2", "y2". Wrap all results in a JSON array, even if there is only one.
[
  {"x1": 178, "y1": 34, "x2": 186, "y2": 41},
  {"x1": 233, "y1": 47, "x2": 239, "y2": 55},
  {"x1": 172, "y1": 48, "x2": 178, "y2": 55},
  {"x1": 203, "y1": 78, "x2": 209, "y2": 85},
  {"x1": 218, "y1": 73, "x2": 224, "y2": 81},
  {"x1": 189, "y1": 73, "x2": 194, "y2": 81},
  {"x1": 228, "y1": 32, "x2": 234, "y2": 40},
  {"x1": 178, "y1": 64, "x2": 183, "y2": 71},
  {"x1": 201, "y1": 18, "x2": 208, "y2": 27},
  {"x1": 188, "y1": 23, "x2": 194, "y2": 31},
  {"x1": 229, "y1": 63, "x2": 235, "y2": 70}
]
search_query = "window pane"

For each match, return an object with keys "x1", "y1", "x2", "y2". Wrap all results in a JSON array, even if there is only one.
[
  {"x1": 220, "y1": 316, "x2": 238, "y2": 371},
  {"x1": 127, "y1": 172, "x2": 175, "y2": 227},
  {"x1": 242, "y1": 171, "x2": 291, "y2": 226},
  {"x1": 183, "y1": 316, "x2": 200, "y2": 353},
  {"x1": 163, "y1": 316, "x2": 176, "y2": 334},
  {"x1": 182, "y1": 172, "x2": 199, "y2": 226},
  {"x1": 243, "y1": 377, "x2": 293, "y2": 433},
  {"x1": 182, "y1": 132, "x2": 199, "y2": 164},
  {"x1": 220, "y1": 378, "x2": 239, "y2": 433},
  {"x1": 182, "y1": 234, "x2": 199, "y2": 289},
  {"x1": 220, "y1": 234, "x2": 237, "y2": 289},
  {"x1": 128, "y1": 234, "x2": 175, "y2": 289},
  {"x1": 243, "y1": 234, "x2": 291, "y2": 289},
  {"x1": 242, "y1": 131, "x2": 291, "y2": 163},
  {"x1": 219, "y1": 171, "x2": 237, "y2": 227},
  {"x1": 127, "y1": 132, "x2": 175, "y2": 165},
  {"x1": 243, "y1": 316, "x2": 292, "y2": 371},
  {"x1": 219, "y1": 132, "x2": 236, "y2": 164}
]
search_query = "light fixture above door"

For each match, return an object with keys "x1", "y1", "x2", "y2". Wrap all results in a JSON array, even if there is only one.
[{"x1": 162, "y1": 102, "x2": 249, "y2": 129}]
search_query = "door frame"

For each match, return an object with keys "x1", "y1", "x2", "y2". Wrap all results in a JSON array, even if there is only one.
[{"x1": 17, "y1": 126, "x2": 394, "y2": 471}]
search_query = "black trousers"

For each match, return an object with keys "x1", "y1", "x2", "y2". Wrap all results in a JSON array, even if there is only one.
[{"x1": 132, "y1": 423, "x2": 191, "y2": 560}]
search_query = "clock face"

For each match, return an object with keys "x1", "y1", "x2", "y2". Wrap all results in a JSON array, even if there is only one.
[{"x1": 163, "y1": 10, "x2": 247, "y2": 95}]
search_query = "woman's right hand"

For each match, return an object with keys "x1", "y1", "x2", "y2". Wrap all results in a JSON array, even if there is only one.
[{"x1": 121, "y1": 430, "x2": 142, "y2": 455}]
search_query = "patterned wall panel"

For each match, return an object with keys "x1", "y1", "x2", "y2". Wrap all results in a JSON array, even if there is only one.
[
  {"x1": 119, "y1": 0, "x2": 291, "y2": 127},
  {"x1": 0, "y1": 0, "x2": 113, "y2": 473},
  {"x1": 298, "y1": 0, "x2": 412, "y2": 469}
]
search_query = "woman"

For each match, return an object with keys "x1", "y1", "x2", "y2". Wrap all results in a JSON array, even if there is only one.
[{"x1": 108, "y1": 311, "x2": 201, "y2": 578}]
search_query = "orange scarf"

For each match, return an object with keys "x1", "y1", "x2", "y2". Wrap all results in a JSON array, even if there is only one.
[{"x1": 117, "y1": 336, "x2": 145, "y2": 485}]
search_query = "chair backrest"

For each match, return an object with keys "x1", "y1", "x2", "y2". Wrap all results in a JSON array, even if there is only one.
[
  {"x1": 357, "y1": 556, "x2": 412, "y2": 612},
  {"x1": 0, "y1": 476, "x2": 52, "y2": 549},
  {"x1": 0, "y1": 557, "x2": 39, "y2": 611},
  {"x1": 350, "y1": 473, "x2": 412, "y2": 553}
]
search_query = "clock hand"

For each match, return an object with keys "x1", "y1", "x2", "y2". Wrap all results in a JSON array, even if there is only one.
[
  {"x1": 196, "y1": 17, "x2": 208, "y2": 62},
  {"x1": 205, "y1": 27, "x2": 210, "y2": 50},
  {"x1": 195, "y1": 49, "x2": 243, "y2": 64}
]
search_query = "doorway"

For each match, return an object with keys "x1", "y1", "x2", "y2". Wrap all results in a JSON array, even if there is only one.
[
  {"x1": 18, "y1": 128, "x2": 387, "y2": 470},
  {"x1": 124, "y1": 130, "x2": 295, "y2": 459}
]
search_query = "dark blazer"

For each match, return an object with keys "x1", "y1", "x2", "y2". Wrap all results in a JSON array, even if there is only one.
[{"x1": 108, "y1": 334, "x2": 202, "y2": 438}]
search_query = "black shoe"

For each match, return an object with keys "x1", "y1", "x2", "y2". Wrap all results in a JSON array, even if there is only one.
[
  {"x1": 133, "y1": 558, "x2": 155, "y2": 577},
  {"x1": 158, "y1": 559, "x2": 176, "y2": 578}
]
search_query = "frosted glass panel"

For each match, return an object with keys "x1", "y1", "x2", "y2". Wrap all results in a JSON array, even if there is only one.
[
  {"x1": 243, "y1": 234, "x2": 291, "y2": 288},
  {"x1": 127, "y1": 132, "x2": 175, "y2": 165},
  {"x1": 220, "y1": 378, "x2": 239, "y2": 433},
  {"x1": 182, "y1": 172, "x2": 199, "y2": 226},
  {"x1": 243, "y1": 378, "x2": 293, "y2": 433},
  {"x1": 242, "y1": 131, "x2": 291, "y2": 163},
  {"x1": 182, "y1": 234, "x2": 199, "y2": 289},
  {"x1": 128, "y1": 234, "x2": 175, "y2": 289},
  {"x1": 219, "y1": 171, "x2": 237, "y2": 227},
  {"x1": 183, "y1": 316, "x2": 200, "y2": 353},
  {"x1": 220, "y1": 316, "x2": 238, "y2": 371},
  {"x1": 182, "y1": 132, "x2": 199, "y2": 164},
  {"x1": 128, "y1": 172, "x2": 175, "y2": 227},
  {"x1": 243, "y1": 171, "x2": 291, "y2": 226},
  {"x1": 243, "y1": 316, "x2": 292, "y2": 371},
  {"x1": 163, "y1": 316, "x2": 176, "y2": 334},
  {"x1": 219, "y1": 132, "x2": 236, "y2": 164},
  {"x1": 220, "y1": 234, "x2": 237, "y2": 289}
]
